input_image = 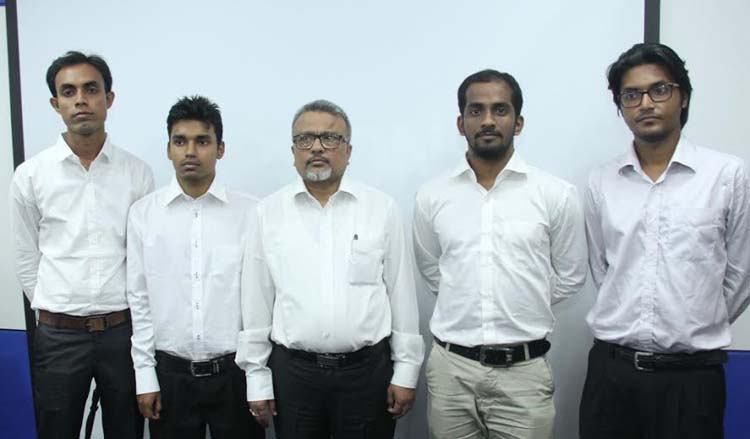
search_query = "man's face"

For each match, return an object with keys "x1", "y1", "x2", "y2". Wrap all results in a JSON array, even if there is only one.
[
  {"x1": 50, "y1": 63, "x2": 114, "y2": 136},
  {"x1": 619, "y1": 63, "x2": 687, "y2": 143},
  {"x1": 458, "y1": 80, "x2": 524, "y2": 160},
  {"x1": 292, "y1": 111, "x2": 352, "y2": 183},
  {"x1": 167, "y1": 119, "x2": 224, "y2": 184}
]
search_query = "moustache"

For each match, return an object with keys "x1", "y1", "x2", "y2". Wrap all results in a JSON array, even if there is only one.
[
  {"x1": 306, "y1": 156, "x2": 330, "y2": 166},
  {"x1": 476, "y1": 130, "x2": 502, "y2": 139}
]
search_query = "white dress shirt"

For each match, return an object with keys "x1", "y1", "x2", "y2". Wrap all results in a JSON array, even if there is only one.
[
  {"x1": 9, "y1": 135, "x2": 154, "y2": 316},
  {"x1": 127, "y1": 178, "x2": 258, "y2": 394},
  {"x1": 585, "y1": 137, "x2": 750, "y2": 353},
  {"x1": 237, "y1": 177, "x2": 424, "y2": 401},
  {"x1": 413, "y1": 153, "x2": 587, "y2": 347}
]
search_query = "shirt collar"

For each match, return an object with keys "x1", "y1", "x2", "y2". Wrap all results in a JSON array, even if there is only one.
[
  {"x1": 450, "y1": 150, "x2": 530, "y2": 180},
  {"x1": 618, "y1": 136, "x2": 697, "y2": 174},
  {"x1": 53, "y1": 134, "x2": 114, "y2": 163},
  {"x1": 291, "y1": 174, "x2": 359, "y2": 201},
  {"x1": 161, "y1": 177, "x2": 229, "y2": 206}
]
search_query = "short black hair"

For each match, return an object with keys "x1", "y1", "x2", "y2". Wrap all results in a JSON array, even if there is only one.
[
  {"x1": 167, "y1": 96, "x2": 223, "y2": 144},
  {"x1": 46, "y1": 51, "x2": 112, "y2": 97},
  {"x1": 607, "y1": 43, "x2": 692, "y2": 127},
  {"x1": 458, "y1": 69, "x2": 523, "y2": 117}
]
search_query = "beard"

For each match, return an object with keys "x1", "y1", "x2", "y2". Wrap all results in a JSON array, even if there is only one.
[
  {"x1": 467, "y1": 134, "x2": 513, "y2": 160},
  {"x1": 304, "y1": 166, "x2": 333, "y2": 182}
]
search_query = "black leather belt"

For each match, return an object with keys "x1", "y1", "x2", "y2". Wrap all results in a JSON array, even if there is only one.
[
  {"x1": 278, "y1": 338, "x2": 388, "y2": 369},
  {"x1": 435, "y1": 337, "x2": 550, "y2": 367},
  {"x1": 155, "y1": 351, "x2": 236, "y2": 378},
  {"x1": 595, "y1": 339, "x2": 728, "y2": 372}
]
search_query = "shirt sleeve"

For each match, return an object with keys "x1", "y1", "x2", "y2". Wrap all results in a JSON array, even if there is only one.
[
  {"x1": 584, "y1": 172, "x2": 608, "y2": 290},
  {"x1": 236, "y1": 205, "x2": 276, "y2": 402},
  {"x1": 723, "y1": 164, "x2": 750, "y2": 323},
  {"x1": 139, "y1": 164, "x2": 156, "y2": 199},
  {"x1": 412, "y1": 191, "x2": 442, "y2": 294},
  {"x1": 125, "y1": 205, "x2": 160, "y2": 395},
  {"x1": 549, "y1": 184, "x2": 588, "y2": 304},
  {"x1": 383, "y1": 201, "x2": 425, "y2": 389},
  {"x1": 9, "y1": 170, "x2": 42, "y2": 301}
]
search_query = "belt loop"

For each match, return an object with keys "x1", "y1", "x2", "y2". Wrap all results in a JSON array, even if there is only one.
[
  {"x1": 445, "y1": 342, "x2": 451, "y2": 352},
  {"x1": 523, "y1": 343, "x2": 530, "y2": 361}
]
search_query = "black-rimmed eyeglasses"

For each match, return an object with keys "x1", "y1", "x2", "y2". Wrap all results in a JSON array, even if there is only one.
[
  {"x1": 292, "y1": 133, "x2": 348, "y2": 150},
  {"x1": 619, "y1": 83, "x2": 680, "y2": 108}
]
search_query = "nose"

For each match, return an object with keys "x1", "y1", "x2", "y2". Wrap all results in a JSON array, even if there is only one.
[
  {"x1": 639, "y1": 91, "x2": 656, "y2": 109},
  {"x1": 74, "y1": 89, "x2": 89, "y2": 106},
  {"x1": 185, "y1": 141, "x2": 198, "y2": 157},
  {"x1": 480, "y1": 111, "x2": 496, "y2": 128},
  {"x1": 309, "y1": 137, "x2": 325, "y2": 153}
]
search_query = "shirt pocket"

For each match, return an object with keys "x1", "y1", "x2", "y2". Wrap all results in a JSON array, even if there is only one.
[
  {"x1": 667, "y1": 208, "x2": 726, "y2": 263},
  {"x1": 348, "y1": 238, "x2": 384, "y2": 285},
  {"x1": 209, "y1": 245, "x2": 243, "y2": 276}
]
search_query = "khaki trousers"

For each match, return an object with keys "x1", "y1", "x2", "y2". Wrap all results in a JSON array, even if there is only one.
[{"x1": 426, "y1": 341, "x2": 555, "y2": 439}]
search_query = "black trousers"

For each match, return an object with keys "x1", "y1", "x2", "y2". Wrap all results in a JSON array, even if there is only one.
[
  {"x1": 269, "y1": 342, "x2": 396, "y2": 439},
  {"x1": 579, "y1": 341, "x2": 726, "y2": 439},
  {"x1": 33, "y1": 320, "x2": 143, "y2": 439},
  {"x1": 148, "y1": 352, "x2": 264, "y2": 439}
]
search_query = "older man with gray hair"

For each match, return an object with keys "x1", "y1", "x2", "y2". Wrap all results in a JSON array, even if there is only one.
[{"x1": 237, "y1": 100, "x2": 424, "y2": 438}]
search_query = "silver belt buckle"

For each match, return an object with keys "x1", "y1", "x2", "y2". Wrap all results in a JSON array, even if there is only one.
[
  {"x1": 479, "y1": 345, "x2": 515, "y2": 368},
  {"x1": 633, "y1": 351, "x2": 655, "y2": 372},
  {"x1": 189, "y1": 360, "x2": 218, "y2": 377}
]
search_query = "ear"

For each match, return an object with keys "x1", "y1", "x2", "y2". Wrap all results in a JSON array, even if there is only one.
[
  {"x1": 217, "y1": 141, "x2": 225, "y2": 160},
  {"x1": 106, "y1": 91, "x2": 115, "y2": 109},
  {"x1": 166, "y1": 141, "x2": 172, "y2": 160},
  {"x1": 514, "y1": 115, "x2": 524, "y2": 136},
  {"x1": 456, "y1": 115, "x2": 465, "y2": 136},
  {"x1": 681, "y1": 94, "x2": 689, "y2": 109},
  {"x1": 50, "y1": 97, "x2": 60, "y2": 114},
  {"x1": 345, "y1": 143, "x2": 353, "y2": 162}
]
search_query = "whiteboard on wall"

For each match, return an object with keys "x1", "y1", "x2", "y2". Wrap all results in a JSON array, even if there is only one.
[{"x1": 14, "y1": 1, "x2": 644, "y2": 438}]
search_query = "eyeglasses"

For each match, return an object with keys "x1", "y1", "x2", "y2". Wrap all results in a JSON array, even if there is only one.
[
  {"x1": 292, "y1": 133, "x2": 348, "y2": 150},
  {"x1": 619, "y1": 83, "x2": 680, "y2": 108}
]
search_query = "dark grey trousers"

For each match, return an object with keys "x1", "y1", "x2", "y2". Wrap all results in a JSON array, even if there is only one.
[{"x1": 33, "y1": 320, "x2": 143, "y2": 439}]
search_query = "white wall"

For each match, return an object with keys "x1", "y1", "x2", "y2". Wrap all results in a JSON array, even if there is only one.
[
  {"x1": 661, "y1": 0, "x2": 750, "y2": 350},
  {"x1": 0, "y1": 6, "x2": 26, "y2": 331},
  {"x1": 13, "y1": 1, "x2": 645, "y2": 438}
]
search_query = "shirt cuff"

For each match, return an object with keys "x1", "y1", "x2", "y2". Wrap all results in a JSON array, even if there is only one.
[
  {"x1": 135, "y1": 367, "x2": 160, "y2": 395},
  {"x1": 246, "y1": 370, "x2": 275, "y2": 402},
  {"x1": 390, "y1": 361, "x2": 421, "y2": 389}
]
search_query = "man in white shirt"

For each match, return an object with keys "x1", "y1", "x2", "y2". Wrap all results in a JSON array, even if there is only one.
[
  {"x1": 413, "y1": 69, "x2": 588, "y2": 439},
  {"x1": 580, "y1": 43, "x2": 750, "y2": 439},
  {"x1": 238, "y1": 99, "x2": 424, "y2": 438},
  {"x1": 127, "y1": 96, "x2": 264, "y2": 439},
  {"x1": 9, "y1": 51, "x2": 154, "y2": 439}
]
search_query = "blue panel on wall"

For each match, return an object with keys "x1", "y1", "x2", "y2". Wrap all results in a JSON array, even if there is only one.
[
  {"x1": 726, "y1": 350, "x2": 750, "y2": 439},
  {"x1": 0, "y1": 329, "x2": 36, "y2": 438}
]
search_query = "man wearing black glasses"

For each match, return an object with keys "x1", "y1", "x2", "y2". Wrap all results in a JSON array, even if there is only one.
[
  {"x1": 237, "y1": 100, "x2": 424, "y2": 438},
  {"x1": 580, "y1": 43, "x2": 750, "y2": 439}
]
